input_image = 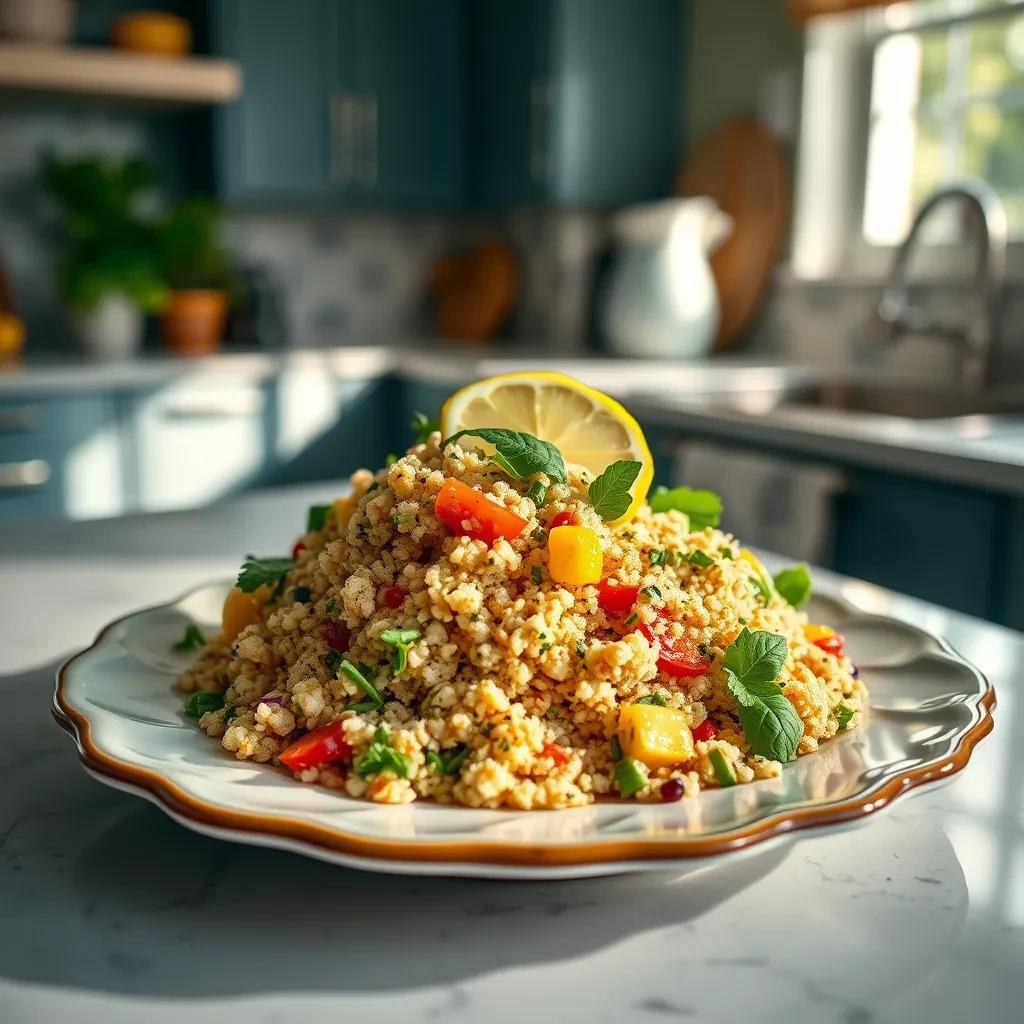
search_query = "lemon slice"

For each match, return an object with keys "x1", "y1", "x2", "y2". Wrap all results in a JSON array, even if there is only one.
[{"x1": 440, "y1": 371, "x2": 653, "y2": 525}]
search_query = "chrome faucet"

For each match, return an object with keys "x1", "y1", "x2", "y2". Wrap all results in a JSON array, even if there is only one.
[{"x1": 870, "y1": 182, "x2": 1007, "y2": 388}]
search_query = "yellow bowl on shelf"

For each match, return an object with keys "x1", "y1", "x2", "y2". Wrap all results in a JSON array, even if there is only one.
[{"x1": 110, "y1": 12, "x2": 192, "y2": 57}]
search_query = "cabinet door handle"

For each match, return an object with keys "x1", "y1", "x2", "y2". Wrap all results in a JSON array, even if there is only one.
[
  {"x1": 357, "y1": 94, "x2": 378, "y2": 188},
  {"x1": 159, "y1": 394, "x2": 264, "y2": 420},
  {"x1": 329, "y1": 92, "x2": 356, "y2": 185},
  {"x1": 0, "y1": 459, "x2": 50, "y2": 490},
  {"x1": 529, "y1": 79, "x2": 552, "y2": 184},
  {"x1": 0, "y1": 407, "x2": 40, "y2": 433}
]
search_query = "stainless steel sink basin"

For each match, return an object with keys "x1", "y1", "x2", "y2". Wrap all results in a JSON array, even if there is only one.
[{"x1": 713, "y1": 382, "x2": 1024, "y2": 420}]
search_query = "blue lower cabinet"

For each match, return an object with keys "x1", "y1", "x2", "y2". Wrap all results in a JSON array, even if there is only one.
[
  {"x1": 0, "y1": 394, "x2": 123, "y2": 522},
  {"x1": 834, "y1": 472, "x2": 998, "y2": 619}
]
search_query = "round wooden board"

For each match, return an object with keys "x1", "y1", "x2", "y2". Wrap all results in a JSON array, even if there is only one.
[{"x1": 677, "y1": 115, "x2": 788, "y2": 350}]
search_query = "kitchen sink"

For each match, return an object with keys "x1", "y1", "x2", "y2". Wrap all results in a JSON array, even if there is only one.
[{"x1": 713, "y1": 381, "x2": 1024, "y2": 420}]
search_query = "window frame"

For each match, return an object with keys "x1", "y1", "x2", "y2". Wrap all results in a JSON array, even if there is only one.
[{"x1": 791, "y1": 0, "x2": 1024, "y2": 281}]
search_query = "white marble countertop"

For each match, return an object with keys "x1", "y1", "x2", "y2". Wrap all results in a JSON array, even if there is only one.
[
  {"x1": 2, "y1": 344, "x2": 1023, "y2": 494},
  {"x1": 1, "y1": 483, "x2": 1021, "y2": 1024}
]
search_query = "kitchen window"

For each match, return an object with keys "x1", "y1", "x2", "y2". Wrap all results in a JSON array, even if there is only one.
[{"x1": 793, "y1": 0, "x2": 1024, "y2": 278}]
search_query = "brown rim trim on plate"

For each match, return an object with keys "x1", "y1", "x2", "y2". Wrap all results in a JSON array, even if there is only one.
[{"x1": 52, "y1": 603, "x2": 996, "y2": 869}]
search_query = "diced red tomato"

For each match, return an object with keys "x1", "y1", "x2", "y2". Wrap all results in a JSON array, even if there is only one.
[
  {"x1": 596, "y1": 580, "x2": 640, "y2": 615},
  {"x1": 279, "y1": 721, "x2": 352, "y2": 771},
  {"x1": 636, "y1": 621, "x2": 711, "y2": 679},
  {"x1": 380, "y1": 585, "x2": 405, "y2": 609},
  {"x1": 540, "y1": 742, "x2": 570, "y2": 767},
  {"x1": 813, "y1": 633, "x2": 846, "y2": 657},
  {"x1": 434, "y1": 478, "x2": 528, "y2": 545},
  {"x1": 691, "y1": 718, "x2": 719, "y2": 743},
  {"x1": 325, "y1": 620, "x2": 350, "y2": 652},
  {"x1": 291, "y1": 539, "x2": 306, "y2": 561},
  {"x1": 550, "y1": 510, "x2": 579, "y2": 529}
]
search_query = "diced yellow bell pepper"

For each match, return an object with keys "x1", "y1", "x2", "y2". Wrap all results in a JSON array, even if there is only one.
[
  {"x1": 222, "y1": 584, "x2": 272, "y2": 642},
  {"x1": 333, "y1": 495, "x2": 357, "y2": 528},
  {"x1": 618, "y1": 703, "x2": 695, "y2": 768},
  {"x1": 547, "y1": 525, "x2": 603, "y2": 585},
  {"x1": 738, "y1": 548, "x2": 767, "y2": 576},
  {"x1": 803, "y1": 623, "x2": 835, "y2": 643}
]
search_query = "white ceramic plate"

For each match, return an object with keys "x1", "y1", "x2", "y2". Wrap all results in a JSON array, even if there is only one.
[{"x1": 54, "y1": 581, "x2": 994, "y2": 879}]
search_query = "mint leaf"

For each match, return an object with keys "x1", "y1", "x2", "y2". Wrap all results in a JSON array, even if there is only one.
[
  {"x1": 174, "y1": 623, "x2": 205, "y2": 653},
  {"x1": 441, "y1": 428, "x2": 567, "y2": 484},
  {"x1": 236, "y1": 555, "x2": 293, "y2": 593},
  {"x1": 774, "y1": 564, "x2": 812, "y2": 609},
  {"x1": 185, "y1": 690, "x2": 224, "y2": 718},
  {"x1": 723, "y1": 628, "x2": 800, "y2": 761},
  {"x1": 588, "y1": 460, "x2": 642, "y2": 521},
  {"x1": 411, "y1": 411, "x2": 439, "y2": 444},
  {"x1": 835, "y1": 704, "x2": 855, "y2": 730},
  {"x1": 356, "y1": 726, "x2": 412, "y2": 779},
  {"x1": 307, "y1": 504, "x2": 330, "y2": 532},
  {"x1": 649, "y1": 486, "x2": 722, "y2": 530},
  {"x1": 338, "y1": 659, "x2": 384, "y2": 707},
  {"x1": 683, "y1": 550, "x2": 714, "y2": 568},
  {"x1": 379, "y1": 627, "x2": 421, "y2": 674},
  {"x1": 635, "y1": 693, "x2": 668, "y2": 706}
]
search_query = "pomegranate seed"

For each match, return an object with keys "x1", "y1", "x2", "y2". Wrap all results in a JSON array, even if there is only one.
[
  {"x1": 325, "y1": 620, "x2": 349, "y2": 652},
  {"x1": 551, "y1": 510, "x2": 578, "y2": 529},
  {"x1": 660, "y1": 779, "x2": 685, "y2": 802},
  {"x1": 380, "y1": 585, "x2": 405, "y2": 609},
  {"x1": 691, "y1": 719, "x2": 719, "y2": 743},
  {"x1": 291, "y1": 539, "x2": 306, "y2": 561},
  {"x1": 540, "y1": 742, "x2": 570, "y2": 767}
]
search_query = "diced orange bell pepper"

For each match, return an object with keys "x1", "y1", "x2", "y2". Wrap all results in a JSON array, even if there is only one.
[
  {"x1": 222, "y1": 584, "x2": 272, "y2": 642},
  {"x1": 434, "y1": 477, "x2": 527, "y2": 545}
]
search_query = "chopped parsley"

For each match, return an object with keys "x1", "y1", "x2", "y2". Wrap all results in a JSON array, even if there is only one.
[
  {"x1": 635, "y1": 693, "x2": 668, "y2": 707},
  {"x1": 324, "y1": 649, "x2": 341, "y2": 671},
  {"x1": 640, "y1": 585, "x2": 662, "y2": 600},
  {"x1": 379, "y1": 627, "x2": 421, "y2": 674},
  {"x1": 683, "y1": 550, "x2": 714, "y2": 568},
  {"x1": 426, "y1": 746, "x2": 468, "y2": 776},
  {"x1": 575, "y1": 639, "x2": 587, "y2": 657},
  {"x1": 356, "y1": 727, "x2": 413, "y2": 779},
  {"x1": 835, "y1": 704, "x2": 855, "y2": 730},
  {"x1": 291, "y1": 586, "x2": 312, "y2": 604},
  {"x1": 185, "y1": 691, "x2": 224, "y2": 718},
  {"x1": 173, "y1": 624, "x2": 205, "y2": 653},
  {"x1": 338, "y1": 659, "x2": 384, "y2": 707},
  {"x1": 306, "y1": 504, "x2": 330, "y2": 532},
  {"x1": 236, "y1": 555, "x2": 293, "y2": 594},
  {"x1": 721, "y1": 547, "x2": 734, "y2": 559},
  {"x1": 531, "y1": 565, "x2": 544, "y2": 586},
  {"x1": 324, "y1": 597, "x2": 337, "y2": 616},
  {"x1": 547, "y1": 706, "x2": 561, "y2": 719},
  {"x1": 531, "y1": 526, "x2": 547, "y2": 542},
  {"x1": 539, "y1": 641, "x2": 551, "y2": 654},
  {"x1": 588, "y1": 460, "x2": 642, "y2": 521}
]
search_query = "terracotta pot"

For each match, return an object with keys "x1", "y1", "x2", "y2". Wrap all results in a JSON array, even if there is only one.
[{"x1": 161, "y1": 289, "x2": 228, "y2": 356}]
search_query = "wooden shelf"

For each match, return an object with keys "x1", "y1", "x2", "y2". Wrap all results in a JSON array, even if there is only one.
[{"x1": 0, "y1": 43, "x2": 241, "y2": 106}]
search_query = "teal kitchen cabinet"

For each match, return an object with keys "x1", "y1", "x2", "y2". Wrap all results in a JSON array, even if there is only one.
[
  {"x1": 213, "y1": 0, "x2": 463, "y2": 205},
  {"x1": 998, "y1": 499, "x2": 1024, "y2": 630},
  {"x1": 469, "y1": 0, "x2": 686, "y2": 205}
]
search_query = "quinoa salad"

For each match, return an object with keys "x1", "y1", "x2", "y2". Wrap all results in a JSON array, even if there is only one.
[{"x1": 177, "y1": 380, "x2": 866, "y2": 810}]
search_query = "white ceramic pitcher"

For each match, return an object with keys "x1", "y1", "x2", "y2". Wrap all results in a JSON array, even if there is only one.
[{"x1": 601, "y1": 197, "x2": 732, "y2": 359}]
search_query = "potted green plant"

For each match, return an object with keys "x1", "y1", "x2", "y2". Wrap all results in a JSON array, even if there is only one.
[
  {"x1": 41, "y1": 153, "x2": 167, "y2": 359},
  {"x1": 156, "y1": 198, "x2": 234, "y2": 356}
]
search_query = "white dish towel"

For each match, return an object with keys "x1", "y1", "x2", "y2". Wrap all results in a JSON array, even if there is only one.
[{"x1": 674, "y1": 441, "x2": 847, "y2": 565}]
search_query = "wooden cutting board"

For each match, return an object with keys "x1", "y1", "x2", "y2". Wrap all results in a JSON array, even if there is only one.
[{"x1": 676, "y1": 115, "x2": 788, "y2": 351}]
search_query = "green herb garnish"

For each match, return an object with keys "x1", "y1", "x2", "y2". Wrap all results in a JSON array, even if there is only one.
[
  {"x1": 721, "y1": 547, "x2": 734, "y2": 559},
  {"x1": 347, "y1": 700, "x2": 381, "y2": 713},
  {"x1": 185, "y1": 691, "x2": 224, "y2": 718},
  {"x1": 609, "y1": 735, "x2": 623, "y2": 762},
  {"x1": 379, "y1": 627, "x2": 421, "y2": 674},
  {"x1": 356, "y1": 726, "x2": 413, "y2": 779},
  {"x1": 649, "y1": 486, "x2": 722, "y2": 530},
  {"x1": 324, "y1": 649, "x2": 341, "y2": 671},
  {"x1": 587, "y1": 460, "x2": 642, "y2": 521},
  {"x1": 708, "y1": 747, "x2": 737, "y2": 786},
  {"x1": 749, "y1": 572, "x2": 773, "y2": 606},
  {"x1": 174, "y1": 624, "x2": 205, "y2": 653},
  {"x1": 649, "y1": 550, "x2": 670, "y2": 567},
  {"x1": 614, "y1": 757, "x2": 646, "y2": 798},
  {"x1": 441, "y1": 428, "x2": 567, "y2": 484},
  {"x1": 307, "y1": 504, "x2": 330, "y2": 532},
  {"x1": 575, "y1": 639, "x2": 587, "y2": 657},
  {"x1": 773, "y1": 563, "x2": 812, "y2": 610},
  {"x1": 640, "y1": 585, "x2": 662, "y2": 600},
  {"x1": 427, "y1": 746, "x2": 468, "y2": 776},
  {"x1": 531, "y1": 565, "x2": 544, "y2": 586},
  {"x1": 547, "y1": 706, "x2": 561, "y2": 719},
  {"x1": 411, "y1": 411, "x2": 439, "y2": 444},
  {"x1": 338, "y1": 659, "x2": 384, "y2": 707},
  {"x1": 624, "y1": 613, "x2": 639, "y2": 626},
  {"x1": 236, "y1": 555, "x2": 293, "y2": 594},
  {"x1": 683, "y1": 550, "x2": 714, "y2": 568},
  {"x1": 292, "y1": 586, "x2": 312, "y2": 604},
  {"x1": 531, "y1": 526, "x2": 547, "y2": 542},
  {"x1": 723, "y1": 628, "x2": 801, "y2": 762},
  {"x1": 526, "y1": 480, "x2": 548, "y2": 507},
  {"x1": 324, "y1": 597, "x2": 337, "y2": 616},
  {"x1": 835, "y1": 704, "x2": 855, "y2": 730},
  {"x1": 635, "y1": 693, "x2": 668, "y2": 707}
]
